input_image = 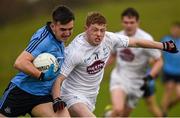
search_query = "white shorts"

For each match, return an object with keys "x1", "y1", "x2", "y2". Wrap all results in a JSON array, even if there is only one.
[
  {"x1": 110, "y1": 68, "x2": 144, "y2": 108},
  {"x1": 61, "y1": 88, "x2": 97, "y2": 112}
]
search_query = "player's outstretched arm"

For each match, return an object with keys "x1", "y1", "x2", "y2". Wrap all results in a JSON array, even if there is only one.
[{"x1": 128, "y1": 38, "x2": 178, "y2": 53}]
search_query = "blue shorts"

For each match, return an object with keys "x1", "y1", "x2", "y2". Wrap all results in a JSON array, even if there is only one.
[
  {"x1": 143, "y1": 79, "x2": 155, "y2": 98},
  {"x1": 0, "y1": 82, "x2": 53, "y2": 117},
  {"x1": 162, "y1": 72, "x2": 180, "y2": 83}
]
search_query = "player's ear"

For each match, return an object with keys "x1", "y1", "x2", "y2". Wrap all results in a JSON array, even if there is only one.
[
  {"x1": 51, "y1": 21, "x2": 59, "y2": 28},
  {"x1": 51, "y1": 23, "x2": 55, "y2": 28},
  {"x1": 137, "y1": 20, "x2": 140, "y2": 26}
]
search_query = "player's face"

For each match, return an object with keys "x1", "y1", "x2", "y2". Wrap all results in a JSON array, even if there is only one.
[
  {"x1": 170, "y1": 25, "x2": 180, "y2": 38},
  {"x1": 51, "y1": 20, "x2": 74, "y2": 42},
  {"x1": 121, "y1": 16, "x2": 139, "y2": 36},
  {"x1": 85, "y1": 23, "x2": 106, "y2": 46}
]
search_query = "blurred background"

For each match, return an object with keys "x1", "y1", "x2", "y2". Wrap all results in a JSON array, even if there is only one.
[{"x1": 0, "y1": 0, "x2": 180, "y2": 116}]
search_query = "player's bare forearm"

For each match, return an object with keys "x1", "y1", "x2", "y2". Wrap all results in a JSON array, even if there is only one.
[
  {"x1": 128, "y1": 38, "x2": 163, "y2": 49},
  {"x1": 105, "y1": 52, "x2": 116, "y2": 67},
  {"x1": 129, "y1": 39, "x2": 178, "y2": 53},
  {"x1": 52, "y1": 75, "x2": 66, "y2": 99},
  {"x1": 149, "y1": 57, "x2": 163, "y2": 78},
  {"x1": 14, "y1": 51, "x2": 41, "y2": 78}
]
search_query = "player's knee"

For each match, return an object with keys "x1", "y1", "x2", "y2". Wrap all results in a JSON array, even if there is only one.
[
  {"x1": 112, "y1": 106, "x2": 124, "y2": 116},
  {"x1": 0, "y1": 113, "x2": 6, "y2": 117},
  {"x1": 146, "y1": 98, "x2": 152, "y2": 105}
]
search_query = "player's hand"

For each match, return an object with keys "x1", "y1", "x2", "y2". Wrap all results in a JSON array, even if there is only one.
[
  {"x1": 39, "y1": 64, "x2": 58, "y2": 81},
  {"x1": 162, "y1": 40, "x2": 179, "y2": 53},
  {"x1": 53, "y1": 97, "x2": 67, "y2": 112},
  {"x1": 140, "y1": 75, "x2": 153, "y2": 91}
]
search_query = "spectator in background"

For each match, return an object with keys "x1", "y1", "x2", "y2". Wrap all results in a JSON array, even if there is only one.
[
  {"x1": 0, "y1": 5, "x2": 74, "y2": 117},
  {"x1": 105, "y1": 8, "x2": 163, "y2": 117},
  {"x1": 160, "y1": 22, "x2": 180, "y2": 116}
]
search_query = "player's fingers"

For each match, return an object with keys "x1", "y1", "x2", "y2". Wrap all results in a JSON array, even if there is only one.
[
  {"x1": 61, "y1": 102, "x2": 65, "y2": 110},
  {"x1": 55, "y1": 103, "x2": 60, "y2": 112},
  {"x1": 60, "y1": 102, "x2": 64, "y2": 110},
  {"x1": 49, "y1": 64, "x2": 54, "y2": 72},
  {"x1": 55, "y1": 104, "x2": 58, "y2": 111},
  {"x1": 53, "y1": 104, "x2": 57, "y2": 112},
  {"x1": 62, "y1": 102, "x2": 65, "y2": 108}
]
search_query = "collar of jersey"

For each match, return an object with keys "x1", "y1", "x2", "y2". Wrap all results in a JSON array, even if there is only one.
[{"x1": 46, "y1": 22, "x2": 62, "y2": 44}]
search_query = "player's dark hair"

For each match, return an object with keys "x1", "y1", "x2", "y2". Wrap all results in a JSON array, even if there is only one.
[
  {"x1": 86, "y1": 12, "x2": 106, "y2": 27},
  {"x1": 52, "y1": 5, "x2": 75, "y2": 24},
  {"x1": 121, "y1": 7, "x2": 139, "y2": 21},
  {"x1": 172, "y1": 21, "x2": 180, "y2": 28}
]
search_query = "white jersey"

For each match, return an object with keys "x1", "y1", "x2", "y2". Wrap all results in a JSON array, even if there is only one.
[
  {"x1": 61, "y1": 31, "x2": 129, "y2": 97},
  {"x1": 110, "y1": 28, "x2": 161, "y2": 108},
  {"x1": 114, "y1": 28, "x2": 161, "y2": 80}
]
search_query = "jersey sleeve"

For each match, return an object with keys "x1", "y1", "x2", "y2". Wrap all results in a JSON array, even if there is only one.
[
  {"x1": 144, "y1": 48, "x2": 161, "y2": 59},
  {"x1": 25, "y1": 29, "x2": 49, "y2": 58},
  {"x1": 60, "y1": 47, "x2": 81, "y2": 77},
  {"x1": 109, "y1": 32, "x2": 129, "y2": 49}
]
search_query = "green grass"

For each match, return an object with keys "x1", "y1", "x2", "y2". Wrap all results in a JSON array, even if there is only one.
[{"x1": 0, "y1": 0, "x2": 180, "y2": 116}]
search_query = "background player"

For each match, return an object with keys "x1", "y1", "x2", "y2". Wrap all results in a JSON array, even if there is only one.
[
  {"x1": 105, "y1": 7, "x2": 163, "y2": 117},
  {"x1": 0, "y1": 5, "x2": 74, "y2": 117},
  {"x1": 160, "y1": 21, "x2": 180, "y2": 116},
  {"x1": 52, "y1": 11, "x2": 178, "y2": 117}
]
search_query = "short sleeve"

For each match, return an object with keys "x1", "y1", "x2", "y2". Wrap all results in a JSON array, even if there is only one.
[
  {"x1": 109, "y1": 32, "x2": 129, "y2": 49},
  {"x1": 144, "y1": 48, "x2": 161, "y2": 59},
  {"x1": 60, "y1": 47, "x2": 81, "y2": 77},
  {"x1": 25, "y1": 30, "x2": 49, "y2": 58}
]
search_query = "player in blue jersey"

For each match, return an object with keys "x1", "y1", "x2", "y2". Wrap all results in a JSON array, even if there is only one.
[
  {"x1": 0, "y1": 5, "x2": 74, "y2": 117},
  {"x1": 160, "y1": 22, "x2": 180, "y2": 116}
]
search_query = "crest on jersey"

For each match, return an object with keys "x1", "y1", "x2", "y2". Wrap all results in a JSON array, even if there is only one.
[
  {"x1": 4, "y1": 106, "x2": 11, "y2": 114},
  {"x1": 119, "y1": 48, "x2": 135, "y2": 62}
]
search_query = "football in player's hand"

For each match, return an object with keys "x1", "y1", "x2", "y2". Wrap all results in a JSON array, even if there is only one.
[{"x1": 33, "y1": 53, "x2": 59, "y2": 72}]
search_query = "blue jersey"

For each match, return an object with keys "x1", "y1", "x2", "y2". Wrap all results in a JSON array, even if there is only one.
[
  {"x1": 161, "y1": 35, "x2": 180, "y2": 75},
  {"x1": 11, "y1": 22, "x2": 64, "y2": 96}
]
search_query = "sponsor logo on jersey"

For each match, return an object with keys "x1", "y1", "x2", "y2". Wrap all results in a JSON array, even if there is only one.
[{"x1": 87, "y1": 60, "x2": 105, "y2": 74}]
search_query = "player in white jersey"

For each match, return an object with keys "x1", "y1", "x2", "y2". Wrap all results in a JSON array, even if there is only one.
[
  {"x1": 106, "y1": 7, "x2": 163, "y2": 117},
  {"x1": 51, "y1": 12, "x2": 178, "y2": 117}
]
